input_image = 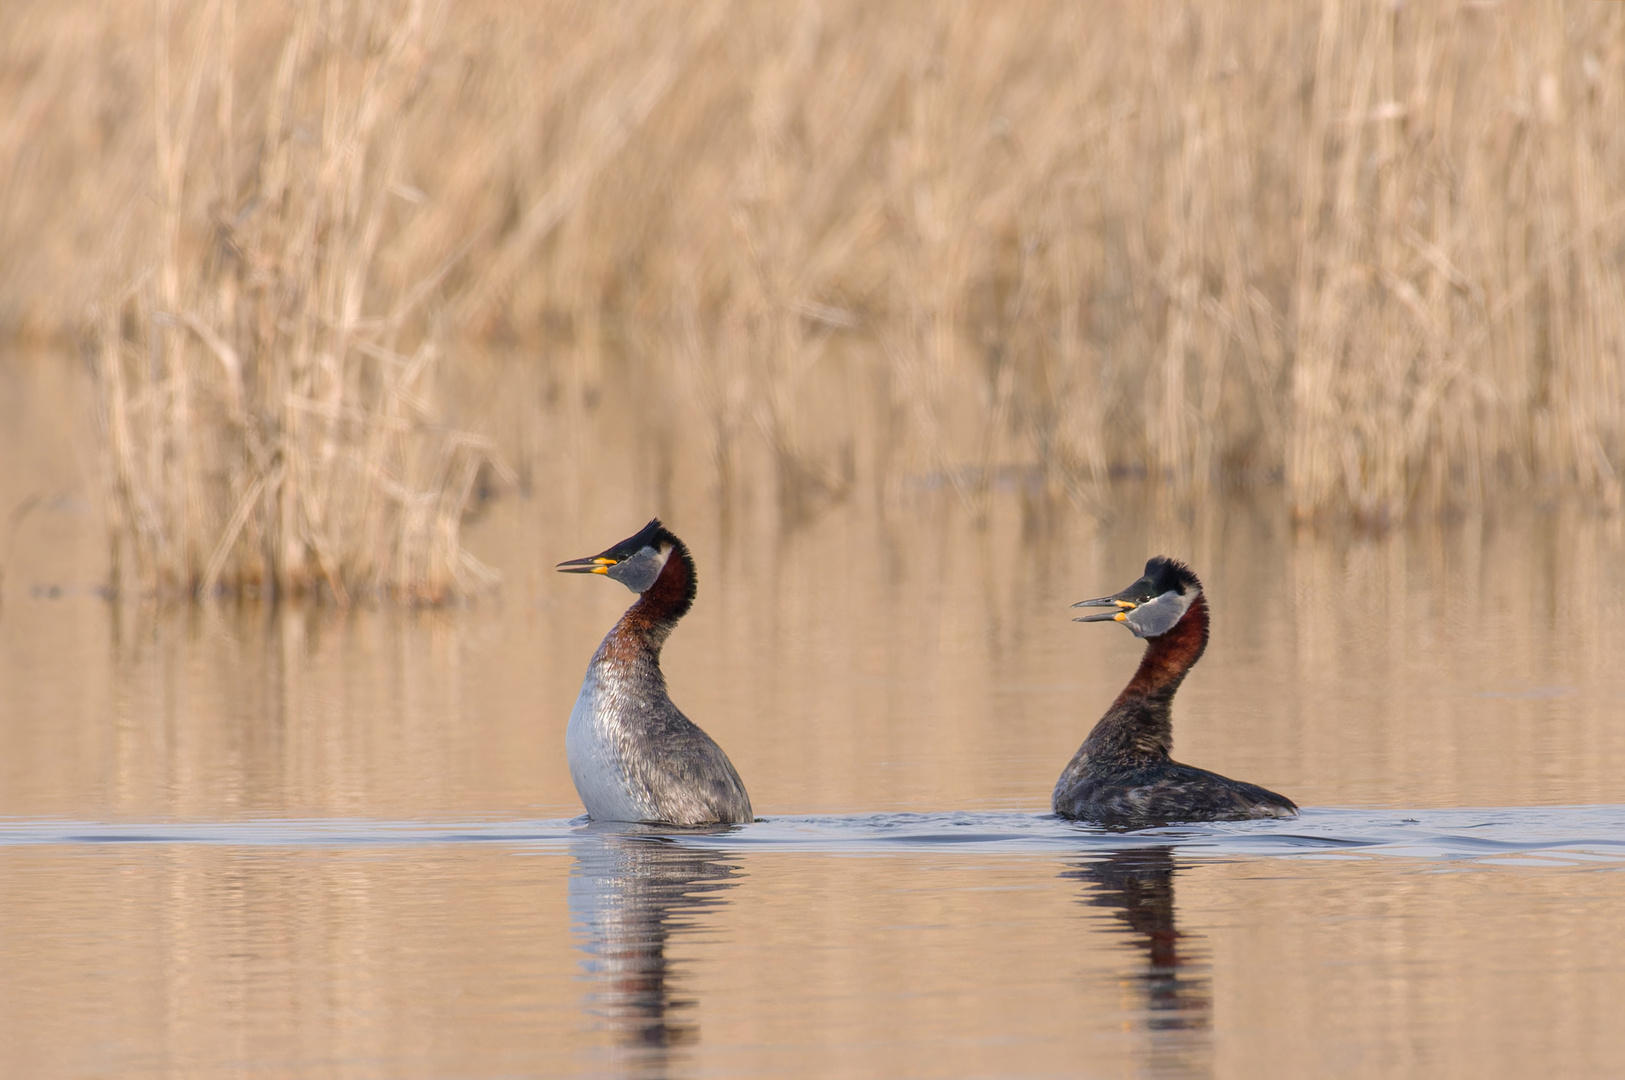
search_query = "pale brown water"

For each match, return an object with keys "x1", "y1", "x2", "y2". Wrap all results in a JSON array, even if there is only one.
[{"x1": 3, "y1": 353, "x2": 1625, "y2": 1078}]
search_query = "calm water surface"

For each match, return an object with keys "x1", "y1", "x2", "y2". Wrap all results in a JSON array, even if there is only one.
[{"x1": 3, "y1": 354, "x2": 1625, "y2": 1077}]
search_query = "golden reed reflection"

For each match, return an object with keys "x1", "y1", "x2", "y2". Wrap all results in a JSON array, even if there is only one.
[
  {"x1": 1064, "y1": 846, "x2": 1213, "y2": 1073},
  {"x1": 569, "y1": 834, "x2": 743, "y2": 1076}
]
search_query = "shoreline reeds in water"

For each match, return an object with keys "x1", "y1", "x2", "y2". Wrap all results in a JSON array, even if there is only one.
[{"x1": 0, "y1": 3, "x2": 1619, "y2": 597}]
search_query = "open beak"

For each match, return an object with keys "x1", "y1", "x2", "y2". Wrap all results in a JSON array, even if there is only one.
[
  {"x1": 1072, "y1": 594, "x2": 1137, "y2": 623},
  {"x1": 556, "y1": 554, "x2": 617, "y2": 575}
]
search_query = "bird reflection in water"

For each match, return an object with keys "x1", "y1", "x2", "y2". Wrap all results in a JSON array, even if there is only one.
[
  {"x1": 1064, "y1": 846, "x2": 1213, "y2": 1040},
  {"x1": 569, "y1": 830, "x2": 742, "y2": 1077}
]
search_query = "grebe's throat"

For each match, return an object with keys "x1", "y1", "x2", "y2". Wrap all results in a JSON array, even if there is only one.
[
  {"x1": 618, "y1": 540, "x2": 697, "y2": 649},
  {"x1": 1116, "y1": 592, "x2": 1209, "y2": 707},
  {"x1": 1083, "y1": 592, "x2": 1209, "y2": 762}
]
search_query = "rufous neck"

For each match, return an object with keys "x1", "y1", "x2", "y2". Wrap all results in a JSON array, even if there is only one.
[
  {"x1": 616, "y1": 543, "x2": 696, "y2": 651},
  {"x1": 1114, "y1": 593, "x2": 1209, "y2": 708}
]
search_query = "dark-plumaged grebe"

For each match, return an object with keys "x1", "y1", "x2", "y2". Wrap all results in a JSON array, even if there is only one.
[
  {"x1": 1054, "y1": 557, "x2": 1297, "y2": 825},
  {"x1": 558, "y1": 519, "x2": 752, "y2": 826}
]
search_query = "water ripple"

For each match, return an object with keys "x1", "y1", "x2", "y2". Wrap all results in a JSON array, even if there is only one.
[{"x1": 3, "y1": 806, "x2": 1625, "y2": 864}]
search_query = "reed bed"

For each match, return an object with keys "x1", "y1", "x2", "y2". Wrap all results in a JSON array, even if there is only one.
[{"x1": 3, "y1": 0, "x2": 1623, "y2": 597}]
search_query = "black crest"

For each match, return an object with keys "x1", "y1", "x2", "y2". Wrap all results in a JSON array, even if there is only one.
[
  {"x1": 1140, "y1": 556, "x2": 1201, "y2": 599},
  {"x1": 610, "y1": 518, "x2": 680, "y2": 561}
]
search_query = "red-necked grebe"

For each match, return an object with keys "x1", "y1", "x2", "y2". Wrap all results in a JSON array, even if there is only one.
[
  {"x1": 1054, "y1": 556, "x2": 1297, "y2": 825},
  {"x1": 558, "y1": 519, "x2": 752, "y2": 826}
]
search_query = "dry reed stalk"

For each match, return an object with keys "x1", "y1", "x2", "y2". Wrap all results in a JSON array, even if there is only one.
[
  {"x1": 92, "y1": 0, "x2": 502, "y2": 601},
  {"x1": 0, "y1": 1, "x2": 1620, "y2": 540}
]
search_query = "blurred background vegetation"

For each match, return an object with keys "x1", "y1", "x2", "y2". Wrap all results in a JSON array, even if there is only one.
[{"x1": 2, "y1": 0, "x2": 1622, "y2": 600}]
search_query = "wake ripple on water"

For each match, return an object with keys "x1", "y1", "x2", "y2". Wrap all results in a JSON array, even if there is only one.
[
  {"x1": 711, "y1": 806, "x2": 1625, "y2": 864},
  {"x1": 2, "y1": 806, "x2": 1625, "y2": 864}
]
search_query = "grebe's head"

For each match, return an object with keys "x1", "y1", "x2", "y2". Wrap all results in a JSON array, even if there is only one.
[
  {"x1": 1072, "y1": 556, "x2": 1202, "y2": 639},
  {"x1": 557, "y1": 518, "x2": 682, "y2": 595}
]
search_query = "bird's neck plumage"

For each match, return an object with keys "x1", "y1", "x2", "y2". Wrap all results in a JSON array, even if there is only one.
[
  {"x1": 1084, "y1": 593, "x2": 1209, "y2": 761},
  {"x1": 608, "y1": 542, "x2": 696, "y2": 657}
]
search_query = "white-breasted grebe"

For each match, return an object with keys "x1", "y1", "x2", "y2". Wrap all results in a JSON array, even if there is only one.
[
  {"x1": 1054, "y1": 556, "x2": 1297, "y2": 825},
  {"x1": 558, "y1": 519, "x2": 752, "y2": 826}
]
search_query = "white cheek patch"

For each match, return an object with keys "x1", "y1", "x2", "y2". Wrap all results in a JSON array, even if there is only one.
[{"x1": 1124, "y1": 588, "x2": 1194, "y2": 638}]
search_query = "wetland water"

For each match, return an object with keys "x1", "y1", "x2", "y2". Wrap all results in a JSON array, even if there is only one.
[{"x1": 4, "y1": 356, "x2": 1625, "y2": 1077}]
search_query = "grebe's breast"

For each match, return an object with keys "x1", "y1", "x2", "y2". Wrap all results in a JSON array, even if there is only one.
[{"x1": 565, "y1": 652, "x2": 659, "y2": 823}]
